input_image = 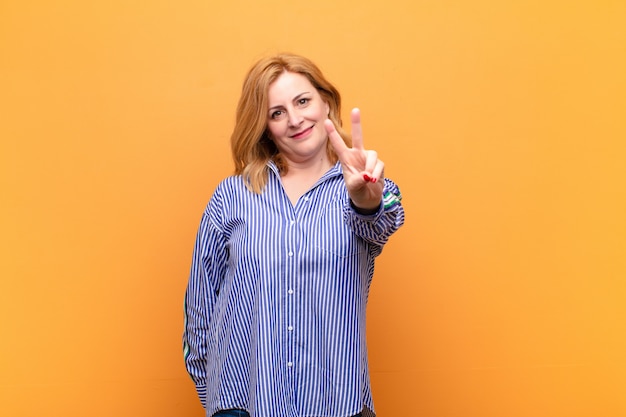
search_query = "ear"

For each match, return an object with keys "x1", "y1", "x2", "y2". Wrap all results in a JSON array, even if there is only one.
[{"x1": 324, "y1": 101, "x2": 330, "y2": 117}]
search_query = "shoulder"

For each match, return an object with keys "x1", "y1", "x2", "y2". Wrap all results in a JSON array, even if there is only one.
[
  {"x1": 203, "y1": 175, "x2": 248, "y2": 213},
  {"x1": 211, "y1": 175, "x2": 248, "y2": 197}
]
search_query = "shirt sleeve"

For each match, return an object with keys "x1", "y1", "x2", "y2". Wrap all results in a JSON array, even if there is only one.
[
  {"x1": 182, "y1": 190, "x2": 228, "y2": 408},
  {"x1": 344, "y1": 178, "x2": 405, "y2": 256}
]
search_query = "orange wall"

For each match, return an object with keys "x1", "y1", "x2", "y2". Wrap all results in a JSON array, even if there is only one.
[{"x1": 1, "y1": 1, "x2": 625, "y2": 416}]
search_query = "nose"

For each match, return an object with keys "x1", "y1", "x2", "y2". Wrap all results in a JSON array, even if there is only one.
[{"x1": 287, "y1": 109, "x2": 303, "y2": 128}]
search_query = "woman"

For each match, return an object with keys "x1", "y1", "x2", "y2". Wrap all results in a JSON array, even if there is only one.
[{"x1": 183, "y1": 53, "x2": 404, "y2": 417}]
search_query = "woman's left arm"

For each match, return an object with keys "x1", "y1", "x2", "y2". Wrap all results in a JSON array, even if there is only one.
[
  {"x1": 343, "y1": 177, "x2": 404, "y2": 251},
  {"x1": 326, "y1": 108, "x2": 405, "y2": 248}
]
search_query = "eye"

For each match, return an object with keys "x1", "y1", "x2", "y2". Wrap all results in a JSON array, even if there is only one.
[
  {"x1": 297, "y1": 97, "x2": 310, "y2": 106},
  {"x1": 270, "y1": 110, "x2": 284, "y2": 120}
]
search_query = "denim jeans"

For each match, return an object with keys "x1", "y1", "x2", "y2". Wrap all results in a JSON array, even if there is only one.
[
  {"x1": 212, "y1": 410, "x2": 249, "y2": 417},
  {"x1": 212, "y1": 410, "x2": 363, "y2": 417}
]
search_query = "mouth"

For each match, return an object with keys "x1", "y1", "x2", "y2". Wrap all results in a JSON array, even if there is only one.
[{"x1": 290, "y1": 125, "x2": 314, "y2": 139}]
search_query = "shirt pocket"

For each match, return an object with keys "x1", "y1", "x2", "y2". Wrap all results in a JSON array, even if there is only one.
[{"x1": 313, "y1": 204, "x2": 366, "y2": 258}]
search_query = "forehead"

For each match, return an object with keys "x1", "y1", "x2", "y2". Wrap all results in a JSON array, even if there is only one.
[{"x1": 268, "y1": 71, "x2": 316, "y2": 103}]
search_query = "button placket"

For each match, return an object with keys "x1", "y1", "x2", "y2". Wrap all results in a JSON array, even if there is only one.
[{"x1": 285, "y1": 214, "x2": 297, "y2": 371}]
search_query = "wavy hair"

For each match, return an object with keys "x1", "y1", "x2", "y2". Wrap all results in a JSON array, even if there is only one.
[{"x1": 230, "y1": 53, "x2": 350, "y2": 193}]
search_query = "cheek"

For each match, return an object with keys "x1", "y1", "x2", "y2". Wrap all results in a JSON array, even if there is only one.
[{"x1": 316, "y1": 102, "x2": 330, "y2": 120}]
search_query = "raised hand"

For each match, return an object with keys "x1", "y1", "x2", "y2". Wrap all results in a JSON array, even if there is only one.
[{"x1": 325, "y1": 108, "x2": 384, "y2": 212}]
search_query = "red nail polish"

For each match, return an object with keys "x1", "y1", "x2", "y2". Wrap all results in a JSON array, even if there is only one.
[
  {"x1": 363, "y1": 174, "x2": 371, "y2": 182},
  {"x1": 372, "y1": 178, "x2": 377, "y2": 183}
]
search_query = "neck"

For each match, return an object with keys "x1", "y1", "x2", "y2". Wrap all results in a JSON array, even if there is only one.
[
  {"x1": 279, "y1": 156, "x2": 333, "y2": 206},
  {"x1": 282, "y1": 156, "x2": 333, "y2": 180}
]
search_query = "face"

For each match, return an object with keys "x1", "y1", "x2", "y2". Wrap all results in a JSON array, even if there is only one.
[{"x1": 266, "y1": 71, "x2": 331, "y2": 167}]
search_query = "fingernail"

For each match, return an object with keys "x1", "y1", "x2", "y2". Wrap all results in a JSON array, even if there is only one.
[
  {"x1": 363, "y1": 174, "x2": 371, "y2": 182},
  {"x1": 372, "y1": 178, "x2": 377, "y2": 183}
]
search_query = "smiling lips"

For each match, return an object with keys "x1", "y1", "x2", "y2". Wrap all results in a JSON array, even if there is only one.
[{"x1": 290, "y1": 125, "x2": 314, "y2": 139}]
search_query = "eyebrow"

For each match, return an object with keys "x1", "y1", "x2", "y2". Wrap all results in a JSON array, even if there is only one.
[{"x1": 268, "y1": 92, "x2": 311, "y2": 112}]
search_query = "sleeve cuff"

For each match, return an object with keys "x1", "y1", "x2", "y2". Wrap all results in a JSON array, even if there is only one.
[
  {"x1": 196, "y1": 384, "x2": 207, "y2": 408},
  {"x1": 349, "y1": 199, "x2": 383, "y2": 217}
]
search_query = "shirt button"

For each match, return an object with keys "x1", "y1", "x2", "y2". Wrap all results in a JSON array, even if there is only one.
[
  {"x1": 304, "y1": 197, "x2": 309, "y2": 202},
  {"x1": 288, "y1": 289, "x2": 294, "y2": 295},
  {"x1": 288, "y1": 325, "x2": 293, "y2": 331},
  {"x1": 288, "y1": 251, "x2": 293, "y2": 257},
  {"x1": 287, "y1": 362, "x2": 293, "y2": 367}
]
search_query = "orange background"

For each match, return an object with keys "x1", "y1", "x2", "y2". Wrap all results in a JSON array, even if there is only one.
[{"x1": 1, "y1": 1, "x2": 625, "y2": 416}]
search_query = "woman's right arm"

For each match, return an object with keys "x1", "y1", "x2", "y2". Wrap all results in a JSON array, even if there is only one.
[{"x1": 182, "y1": 200, "x2": 228, "y2": 408}]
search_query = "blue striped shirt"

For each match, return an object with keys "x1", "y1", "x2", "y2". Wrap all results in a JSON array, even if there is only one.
[{"x1": 183, "y1": 161, "x2": 404, "y2": 417}]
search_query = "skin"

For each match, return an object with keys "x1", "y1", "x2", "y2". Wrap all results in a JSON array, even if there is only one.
[
  {"x1": 325, "y1": 109, "x2": 385, "y2": 213},
  {"x1": 266, "y1": 71, "x2": 384, "y2": 212},
  {"x1": 267, "y1": 71, "x2": 331, "y2": 171}
]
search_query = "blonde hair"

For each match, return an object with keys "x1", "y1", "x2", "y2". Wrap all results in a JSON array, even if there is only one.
[{"x1": 230, "y1": 53, "x2": 350, "y2": 193}]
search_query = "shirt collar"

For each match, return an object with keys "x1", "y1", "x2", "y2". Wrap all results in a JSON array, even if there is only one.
[{"x1": 266, "y1": 160, "x2": 343, "y2": 181}]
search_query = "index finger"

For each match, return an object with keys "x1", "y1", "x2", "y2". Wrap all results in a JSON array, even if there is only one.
[
  {"x1": 350, "y1": 108, "x2": 364, "y2": 150},
  {"x1": 324, "y1": 118, "x2": 349, "y2": 157}
]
